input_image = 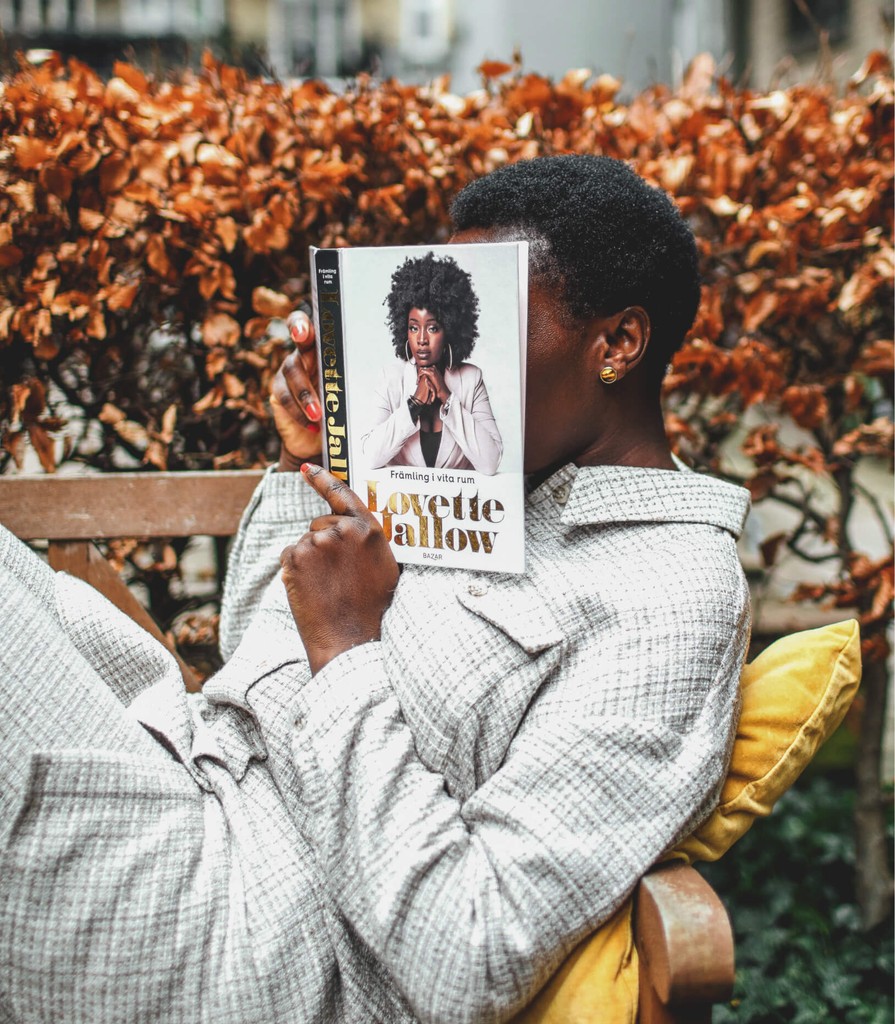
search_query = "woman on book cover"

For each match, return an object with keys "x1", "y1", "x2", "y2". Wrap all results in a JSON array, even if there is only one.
[{"x1": 360, "y1": 252, "x2": 504, "y2": 474}]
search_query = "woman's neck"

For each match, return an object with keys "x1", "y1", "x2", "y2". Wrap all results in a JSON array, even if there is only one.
[{"x1": 528, "y1": 402, "x2": 676, "y2": 486}]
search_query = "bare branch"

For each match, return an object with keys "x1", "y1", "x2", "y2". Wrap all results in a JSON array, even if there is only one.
[
  {"x1": 852, "y1": 478, "x2": 895, "y2": 547},
  {"x1": 786, "y1": 540, "x2": 839, "y2": 565}
]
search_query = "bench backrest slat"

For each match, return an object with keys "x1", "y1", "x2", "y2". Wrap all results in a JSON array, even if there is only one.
[{"x1": 0, "y1": 470, "x2": 266, "y2": 541}]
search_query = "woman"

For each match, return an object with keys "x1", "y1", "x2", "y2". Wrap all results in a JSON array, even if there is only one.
[
  {"x1": 361, "y1": 251, "x2": 503, "y2": 474},
  {"x1": 1, "y1": 156, "x2": 750, "y2": 1024}
]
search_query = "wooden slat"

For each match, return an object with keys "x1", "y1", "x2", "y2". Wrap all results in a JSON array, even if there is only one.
[
  {"x1": 635, "y1": 863, "x2": 734, "y2": 1024},
  {"x1": 0, "y1": 470, "x2": 265, "y2": 540},
  {"x1": 48, "y1": 541, "x2": 200, "y2": 692}
]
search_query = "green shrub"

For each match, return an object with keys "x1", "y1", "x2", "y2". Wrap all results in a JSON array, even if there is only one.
[{"x1": 702, "y1": 775, "x2": 894, "y2": 1024}]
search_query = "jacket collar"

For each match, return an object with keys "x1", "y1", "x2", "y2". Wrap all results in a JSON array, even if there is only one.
[{"x1": 527, "y1": 462, "x2": 750, "y2": 538}]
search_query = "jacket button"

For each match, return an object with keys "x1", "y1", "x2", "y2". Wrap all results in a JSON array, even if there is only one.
[{"x1": 552, "y1": 483, "x2": 571, "y2": 505}]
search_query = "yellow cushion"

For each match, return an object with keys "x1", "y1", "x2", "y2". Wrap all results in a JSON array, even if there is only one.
[
  {"x1": 508, "y1": 902, "x2": 637, "y2": 1024},
  {"x1": 671, "y1": 618, "x2": 861, "y2": 864},
  {"x1": 515, "y1": 620, "x2": 861, "y2": 1024}
]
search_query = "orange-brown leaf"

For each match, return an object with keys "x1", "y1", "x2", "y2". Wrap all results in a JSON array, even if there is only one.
[
  {"x1": 3, "y1": 429, "x2": 26, "y2": 469},
  {"x1": 851, "y1": 51, "x2": 893, "y2": 85},
  {"x1": 216, "y1": 217, "x2": 239, "y2": 253},
  {"x1": 27, "y1": 423, "x2": 56, "y2": 472},
  {"x1": 13, "y1": 137, "x2": 54, "y2": 170},
  {"x1": 854, "y1": 339, "x2": 894, "y2": 377},
  {"x1": 39, "y1": 165, "x2": 74, "y2": 200},
  {"x1": 781, "y1": 385, "x2": 829, "y2": 430},
  {"x1": 99, "y1": 403, "x2": 126, "y2": 425},
  {"x1": 193, "y1": 386, "x2": 224, "y2": 414},
  {"x1": 143, "y1": 438, "x2": 168, "y2": 471},
  {"x1": 146, "y1": 235, "x2": 172, "y2": 277},
  {"x1": 832, "y1": 418, "x2": 895, "y2": 460},
  {"x1": 106, "y1": 281, "x2": 140, "y2": 312},
  {"x1": 760, "y1": 532, "x2": 787, "y2": 568},
  {"x1": 202, "y1": 312, "x2": 240, "y2": 348},
  {"x1": 112, "y1": 61, "x2": 149, "y2": 94},
  {"x1": 478, "y1": 60, "x2": 514, "y2": 80},
  {"x1": 0, "y1": 245, "x2": 24, "y2": 268},
  {"x1": 114, "y1": 419, "x2": 149, "y2": 448},
  {"x1": 252, "y1": 287, "x2": 292, "y2": 319},
  {"x1": 99, "y1": 153, "x2": 132, "y2": 194}
]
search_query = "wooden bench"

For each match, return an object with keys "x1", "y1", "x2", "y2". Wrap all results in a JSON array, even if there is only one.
[{"x1": 0, "y1": 470, "x2": 735, "y2": 1024}]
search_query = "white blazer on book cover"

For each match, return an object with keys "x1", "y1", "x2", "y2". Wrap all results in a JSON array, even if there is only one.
[{"x1": 361, "y1": 360, "x2": 503, "y2": 474}]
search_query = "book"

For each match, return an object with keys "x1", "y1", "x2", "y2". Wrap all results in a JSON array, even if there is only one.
[{"x1": 310, "y1": 241, "x2": 528, "y2": 574}]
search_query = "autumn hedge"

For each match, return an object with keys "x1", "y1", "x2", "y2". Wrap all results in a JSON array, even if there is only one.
[{"x1": 0, "y1": 51, "x2": 892, "y2": 635}]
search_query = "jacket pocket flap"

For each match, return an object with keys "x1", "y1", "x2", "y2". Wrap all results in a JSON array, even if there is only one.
[
  {"x1": 202, "y1": 626, "x2": 309, "y2": 713},
  {"x1": 456, "y1": 575, "x2": 564, "y2": 654}
]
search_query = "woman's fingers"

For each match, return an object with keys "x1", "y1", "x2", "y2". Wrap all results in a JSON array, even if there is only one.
[
  {"x1": 416, "y1": 369, "x2": 437, "y2": 402},
  {"x1": 300, "y1": 464, "x2": 373, "y2": 520},
  {"x1": 309, "y1": 514, "x2": 344, "y2": 532},
  {"x1": 280, "y1": 465, "x2": 399, "y2": 674},
  {"x1": 271, "y1": 372, "x2": 319, "y2": 443},
  {"x1": 270, "y1": 325, "x2": 324, "y2": 461},
  {"x1": 286, "y1": 310, "x2": 316, "y2": 352},
  {"x1": 419, "y1": 366, "x2": 448, "y2": 403},
  {"x1": 280, "y1": 348, "x2": 322, "y2": 424}
]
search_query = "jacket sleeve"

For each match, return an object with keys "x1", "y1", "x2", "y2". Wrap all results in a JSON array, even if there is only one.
[
  {"x1": 219, "y1": 468, "x2": 328, "y2": 659},
  {"x1": 360, "y1": 369, "x2": 419, "y2": 468},
  {"x1": 290, "y1": 602, "x2": 748, "y2": 1024},
  {"x1": 441, "y1": 367, "x2": 503, "y2": 475}
]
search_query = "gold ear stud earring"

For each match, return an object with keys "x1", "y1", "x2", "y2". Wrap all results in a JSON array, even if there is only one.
[{"x1": 599, "y1": 367, "x2": 618, "y2": 384}]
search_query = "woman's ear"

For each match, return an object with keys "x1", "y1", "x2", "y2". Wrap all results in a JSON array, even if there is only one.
[{"x1": 590, "y1": 306, "x2": 651, "y2": 384}]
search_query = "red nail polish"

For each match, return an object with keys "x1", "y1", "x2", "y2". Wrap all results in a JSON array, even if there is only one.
[
  {"x1": 300, "y1": 463, "x2": 311, "y2": 474},
  {"x1": 306, "y1": 401, "x2": 322, "y2": 421},
  {"x1": 288, "y1": 314, "x2": 309, "y2": 341},
  {"x1": 306, "y1": 422, "x2": 320, "y2": 433}
]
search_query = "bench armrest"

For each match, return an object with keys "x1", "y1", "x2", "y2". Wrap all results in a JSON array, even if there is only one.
[{"x1": 634, "y1": 862, "x2": 734, "y2": 1023}]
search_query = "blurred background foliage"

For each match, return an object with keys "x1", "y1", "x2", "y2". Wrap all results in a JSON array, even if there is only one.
[{"x1": 702, "y1": 773, "x2": 893, "y2": 1023}]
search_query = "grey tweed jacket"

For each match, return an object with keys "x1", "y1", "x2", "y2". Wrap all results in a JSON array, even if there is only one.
[{"x1": 0, "y1": 462, "x2": 750, "y2": 1024}]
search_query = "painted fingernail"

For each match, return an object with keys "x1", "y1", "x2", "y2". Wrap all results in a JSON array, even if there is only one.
[
  {"x1": 288, "y1": 314, "x2": 309, "y2": 340},
  {"x1": 300, "y1": 463, "x2": 312, "y2": 474},
  {"x1": 306, "y1": 422, "x2": 320, "y2": 433},
  {"x1": 306, "y1": 401, "x2": 322, "y2": 421}
]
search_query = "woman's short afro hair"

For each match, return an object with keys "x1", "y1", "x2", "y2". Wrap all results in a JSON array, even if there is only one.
[
  {"x1": 385, "y1": 251, "x2": 480, "y2": 363},
  {"x1": 450, "y1": 154, "x2": 700, "y2": 373}
]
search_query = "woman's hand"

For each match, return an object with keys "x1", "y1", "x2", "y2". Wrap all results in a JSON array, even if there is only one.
[
  {"x1": 270, "y1": 311, "x2": 323, "y2": 471},
  {"x1": 412, "y1": 368, "x2": 436, "y2": 405},
  {"x1": 280, "y1": 464, "x2": 399, "y2": 675},
  {"x1": 419, "y1": 366, "x2": 451, "y2": 405}
]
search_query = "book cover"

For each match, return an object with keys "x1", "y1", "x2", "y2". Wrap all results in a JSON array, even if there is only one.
[{"x1": 310, "y1": 241, "x2": 528, "y2": 573}]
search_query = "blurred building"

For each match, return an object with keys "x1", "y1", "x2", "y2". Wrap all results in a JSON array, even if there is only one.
[
  {"x1": 0, "y1": 0, "x2": 890, "y2": 85},
  {"x1": 728, "y1": 0, "x2": 889, "y2": 86},
  {"x1": 0, "y1": 0, "x2": 228, "y2": 72},
  {"x1": 443, "y1": 0, "x2": 891, "y2": 93},
  {"x1": 0, "y1": 0, "x2": 225, "y2": 37},
  {"x1": 221, "y1": 0, "x2": 449, "y2": 79}
]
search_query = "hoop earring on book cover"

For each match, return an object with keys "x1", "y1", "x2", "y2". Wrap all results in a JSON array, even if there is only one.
[
  {"x1": 599, "y1": 366, "x2": 618, "y2": 384},
  {"x1": 447, "y1": 344, "x2": 454, "y2": 370}
]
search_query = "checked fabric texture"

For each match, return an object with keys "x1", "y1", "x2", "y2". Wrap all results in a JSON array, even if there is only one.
[{"x1": 0, "y1": 462, "x2": 750, "y2": 1024}]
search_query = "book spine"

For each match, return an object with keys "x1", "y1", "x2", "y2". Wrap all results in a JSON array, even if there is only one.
[{"x1": 313, "y1": 249, "x2": 350, "y2": 484}]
